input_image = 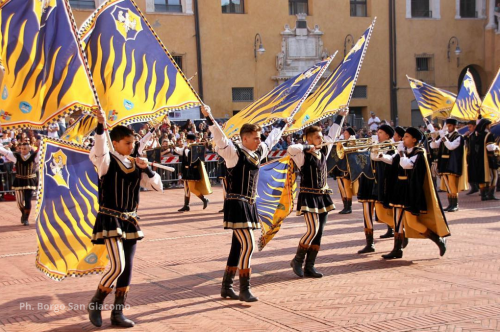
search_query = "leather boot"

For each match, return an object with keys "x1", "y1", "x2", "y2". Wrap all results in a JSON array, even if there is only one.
[
  {"x1": 447, "y1": 196, "x2": 458, "y2": 212},
  {"x1": 221, "y1": 266, "x2": 239, "y2": 299},
  {"x1": 357, "y1": 228, "x2": 375, "y2": 254},
  {"x1": 466, "y1": 183, "x2": 478, "y2": 195},
  {"x1": 380, "y1": 225, "x2": 394, "y2": 238},
  {"x1": 488, "y1": 186, "x2": 500, "y2": 200},
  {"x1": 304, "y1": 245, "x2": 323, "y2": 278},
  {"x1": 20, "y1": 210, "x2": 25, "y2": 224},
  {"x1": 290, "y1": 245, "x2": 308, "y2": 277},
  {"x1": 423, "y1": 229, "x2": 446, "y2": 257},
  {"x1": 178, "y1": 196, "x2": 190, "y2": 211},
  {"x1": 339, "y1": 198, "x2": 352, "y2": 214},
  {"x1": 443, "y1": 196, "x2": 452, "y2": 211},
  {"x1": 382, "y1": 233, "x2": 403, "y2": 259},
  {"x1": 481, "y1": 186, "x2": 489, "y2": 201},
  {"x1": 238, "y1": 269, "x2": 258, "y2": 302},
  {"x1": 23, "y1": 209, "x2": 30, "y2": 226},
  {"x1": 199, "y1": 196, "x2": 209, "y2": 209},
  {"x1": 497, "y1": 181, "x2": 500, "y2": 192},
  {"x1": 218, "y1": 208, "x2": 224, "y2": 213},
  {"x1": 88, "y1": 285, "x2": 112, "y2": 327},
  {"x1": 110, "y1": 287, "x2": 135, "y2": 327},
  {"x1": 402, "y1": 236, "x2": 409, "y2": 249}
]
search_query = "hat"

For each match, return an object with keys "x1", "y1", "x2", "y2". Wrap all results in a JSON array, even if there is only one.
[
  {"x1": 405, "y1": 127, "x2": 423, "y2": 142},
  {"x1": 186, "y1": 133, "x2": 196, "y2": 141},
  {"x1": 395, "y1": 126, "x2": 405, "y2": 138},
  {"x1": 378, "y1": 124, "x2": 394, "y2": 138},
  {"x1": 345, "y1": 127, "x2": 356, "y2": 136},
  {"x1": 475, "y1": 118, "x2": 492, "y2": 133},
  {"x1": 370, "y1": 111, "x2": 375, "y2": 115},
  {"x1": 445, "y1": 118, "x2": 458, "y2": 126}
]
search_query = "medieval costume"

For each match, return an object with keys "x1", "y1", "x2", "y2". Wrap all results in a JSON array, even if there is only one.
[{"x1": 333, "y1": 127, "x2": 357, "y2": 214}]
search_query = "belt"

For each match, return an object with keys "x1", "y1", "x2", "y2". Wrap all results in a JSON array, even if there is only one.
[
  {"x1": 16, "y1": 174, "x2": 36, "y2": 179},
  {"x1": 99, "y1": 207, "x2": 138, "y2": 225},
  {"x1": 226, "y1": 193, "x2": 256, "y2": 205},
  {"x1": 299, "y1": 187, "x2": 333, "y2": 195},
  {"x1": 441, "y1": 155, "x2": 450, "y2": 159},
  {"x1": 398, "y1": 176, "x2": 408, "y2": 180}
]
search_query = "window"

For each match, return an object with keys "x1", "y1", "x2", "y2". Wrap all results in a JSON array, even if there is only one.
[
  {"x1": 350, "y1": 0, "x2": 367, "y2": 17},
  {"x1": 411, "y1": 0, "x2": 431, "y2": 18},
  {"x1": 69, "y1": 0, "x2": 95, "y2": 10},
  {"x1": 460, "y1": 0, "x2": 476, "y2": 18},
  {"x1": 222, "y1": 0, "x2": 244, "y2": 14},
  {"x1": 352, "y1": 86, "x2": 367, "y2": 98},
  {"x1": 289, "y1": 0, "x2": 308, "y2": 15},
  {"x1": 154, "y1": 0, "x2": 182, "y2": 13},
  {"x1": 172, "y1": 56, "x2": 183, "y2": 71},
  {"x1": 232, "y1": 88, "x2": 254, "y2": 102},
  {"x1": 416, "y1": 55, "x2": 435, "y2": 86}
]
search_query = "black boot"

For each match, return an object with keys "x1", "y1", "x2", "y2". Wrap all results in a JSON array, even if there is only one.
[
  {"x1": 20, "y1": 210, "x2": 25, "y2": 224},
  {"x1": 380, "y1": 225, "x2": 394, "y2": 238},
  {"x1": 466, "y1": 183, "x2": 479, "y2": 195},
  {"x1": 218, "y1": 208, "x2": 224, "y2": 213},
  {"x1": 358, "y1": 228, "x2": 375, "y2": 254},
  {"x1": 339, "y1": 198, "x2": 352, "y2": 214},
  {"x1": 290, "y1": 245, "x2": 308, "y2": 277},
  {"x1": 443, "y1": 196, "x2": 452, "y2": 212},
  {"x1": 402, "y1": 236, "x2": 409, "y2": 249},
  {"x1": 497, "y1": 181, "x2": 500, "y2": 192},
  {"x1": 178, "y1": 196, "x2": 190, "y2": 212},
  {"x1": 22, "y1": 209, "x2": 30, "y2": 226},
  {"x1": 88, "y1": 285, "x2": 112, "y2": 327},
  {"x1": 382, "y1": 233, "x2": 403, "y2": 259},
  {"x1": 423, "y1": 229, "x2": 446, "y2": 257},
  {"x1": 238, "y1": 269, "x2": 258, "y2": 302},
  {"x1": 304, "y1": 245, "x2": 323, "y2": 278},
  {"x1": 481, "y1": 187, "x2": 489, "y2": 201},
  {"x1": 221, "y1": 266, "x2": 239, "y2": 299},
  {"x1": 110, "y1": 287, "x2": 135, "y2": 327},
  {"x1": 488, "y1": 186, "x2": 500, "y2": 200},
  {"x1": 447, "y1": 196, "x2": 458, "y2": 212},
  {"x1": 201, "y1": 196, "x2": 209, "y2": 209}
]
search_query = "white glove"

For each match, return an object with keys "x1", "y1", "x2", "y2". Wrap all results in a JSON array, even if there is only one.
[
  {"x1": 438, "y1": 129, "x2": 446, "y2": 138},
  {"x1": 397, "y1": 141, "x2": 405, "y2": 152},
  {"x1": 370, "y1": 151, "x2": 379, "y2": 161}
]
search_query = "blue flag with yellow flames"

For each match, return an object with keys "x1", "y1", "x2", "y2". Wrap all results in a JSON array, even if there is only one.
[
  {"x1": 256, "y1": 156, "x2": 297, "y2": 251},
  {"x1": 35, "y1": 138, "x2": 108, "y2": 281},
  {"x1": 223, "y1": 55, "x2": 335, "y2": 139},
  {"x1": 450, "y1": 69, "x2": 481, "y2": 121},
  {"x1": 286, "y1": 20, "x2": 376, "y2": 134},
  {"x1": 79, "y1": 0, "x2": 202, "y2": 128},
  {"x1": 407, "y1": 76, "x2": 456, "y2": 119},
  {"x1": 481, "y1": 68, "x2": 500, "y2": 123},
  {"x1": 0, "y1": 0, "x2": 98, "y2": 129}
]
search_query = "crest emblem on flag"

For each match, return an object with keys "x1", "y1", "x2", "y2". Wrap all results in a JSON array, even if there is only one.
[
  {"x1": 111, "y1": 6, "x2": 143, "y2": 41},
  {"x1": 44, "y1": 149, "x2": 70, "y2": 188}
]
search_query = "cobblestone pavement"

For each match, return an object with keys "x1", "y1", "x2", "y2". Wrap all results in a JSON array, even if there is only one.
[{"x1": 0, "y1": 180, "x2": 499, "y2": 331}]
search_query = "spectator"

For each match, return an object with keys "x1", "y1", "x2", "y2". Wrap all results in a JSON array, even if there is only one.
[
  {"x1": 58, "y1": 117, "x2": 66, "y2": 137},
  {"x1": 367, "y1": 112, "x2": 380, "y2": 132},
  {"x1": 47, "y1": 122, "x2": 59, "y2": 138},
  {"x1": 68, "y1": 117, "x2": 76, "y2": 126}
]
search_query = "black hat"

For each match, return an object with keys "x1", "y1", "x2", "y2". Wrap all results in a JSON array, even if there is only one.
[
  {"x1": 378, "y1": 124, "x2": 394, "y2": 138},
  {"x1": 395, "y1": 126, "x2": 405, "y2": 138},
  {"x1": 186, "y1": 133, "x2": 196, "y2": 141},
  {"x1": 476, "y1": 118, "x2": 492, "y2": 133},
  {"x1": 405, "y1": 127, "x2": 423, "y2": 142},
  {"x1": 345, "y1": 127, "x2": 356, "y2": 136},
  {"x1": 445, "y1": 118, "x2": 458, "y2": 126}
]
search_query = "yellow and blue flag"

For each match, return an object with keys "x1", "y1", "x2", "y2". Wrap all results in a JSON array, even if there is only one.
[
  {"x1": 481, "y1": 68, "x2": 500, "y2": 123},
  {"x1": 0, "y1": 0, "x2": 98, "y2": 129},
  {"x1": 223, "y1": 55, "x2": 335, "y2": 138},
  {"x1": 450, "y1": 69, "x2": 481, "y2": 121},
  {"x1": 79, "y1": 0, "x2": 202, "y2": 128},
  {"x1": 61, "y1": 113, "x2": 97, "y2": 144},
  {"x1": 256, "y1": 156, "x2": 297, "y2": 251},
  {"x1": 35, "y1": 138, "x2": 108, "y2": 280},
  {"x1": 407, "y1": 76, "x2": 456, "y2": 119},
  {"x1": 286, "y1": 19, "x2": 376, "y2": 134}
]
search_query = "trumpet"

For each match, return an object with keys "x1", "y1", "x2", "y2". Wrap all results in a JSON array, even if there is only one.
[{"x1": 336, "y1": 141, "x2": 399, "y2": 159}]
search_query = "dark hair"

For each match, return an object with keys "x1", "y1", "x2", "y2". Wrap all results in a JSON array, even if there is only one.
[
  {"x1": 20, "y1": 142, "x2": 30, "y2": 147},
  {"x1": 240, "y1": 123, "x2": 262, "y2": 137},
  {"x1": 110, "y1": 125, "x2": 134, "y2": 142},
  {"x1": 304, "y1": 126, "x2": 322, "y2": 137}
]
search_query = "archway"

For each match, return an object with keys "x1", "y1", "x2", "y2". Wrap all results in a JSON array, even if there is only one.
[{"x1": 457, "y1": 65, "x2": 485, "y2": 96}]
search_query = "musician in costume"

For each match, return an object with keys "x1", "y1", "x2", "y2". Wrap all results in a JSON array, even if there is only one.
[
  {"x1": 469, "y1": 118, "x2": 499, "y2": 201},
  {"x1": 176, "y1": 134, "x2": 212, "y2": 212},
  {"x1": 0, "y1": 142, "x2": 39, "y2": 226},
  {"x1": 464, "y1": 120, "x2": 479, "y2": 195},
  {"x1": 333, "y1": 127, "x2": 356, "y2": 214},
  {"x1": 427, "y1": 118, "x2": 467, "y2": 212},
  {"x1": 381, "y1": 127, "x2": 449, "y2": 259},
  {"x1": 202, "y1": 105, "x2": 284, "y2": 302},
  {"x1": 88, "y1": 110, "x2": 163, "y2": 327},
  {"x1": 357, "y1": 124, "x2": 396, "y2": 254},
  {"x1": 287, "y1": 110, "x2": 347, "y2": 278}
]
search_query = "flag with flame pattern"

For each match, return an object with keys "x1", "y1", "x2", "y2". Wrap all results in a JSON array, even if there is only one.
[
  {"x1": 286, "y1": 19, "x2": 376, "y2": 134},
  {"x1": 61, "y1": 113, "x2": 97, "y2": 144},
  {"x1": 450, "y1": 69, "x2": 481, "y2": 121},
  {"x1": 407, "y1": 76, "x2": 456, "y2": 119},
  {"x1": 78, "y1": 0, "x2": 201, "y2": 128},
  {"x1": 0, "y1": 0, "x2": 98, "y2": 129},
  {"x1": 35, "y1": 138, "x2": 108, "y2": 280},
  {"x1": 481, "y1": 67, "x2": 500, "y2": 123},
  {"x1": 256, "y1": 156, "x2": 297, "y2": 251}
]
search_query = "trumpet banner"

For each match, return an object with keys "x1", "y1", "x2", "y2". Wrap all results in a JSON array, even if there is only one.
[
  {"x1": 79, "y1": 0, "x2": 201, "y2": 128},
  {"x1": 286, "y1": 19, "x2": 376, "y2": 134},
  {"x1": 35, "y1": 138, "x2": 108, "y2": 280},
  {"x1": 481, "y1": 67, "x2": 500, "y2": 123},
  {"x1": 223, "y1": 56, "x2": 335, "y2": 138},
  {"x1": 450, "y1": 69, "x2": 481, "y2": 121},
  {"x1": 407, "y1": 76, "x2": 456, "y2": 119},
  {"x1": 0, "y1": 0, "x2": 98, "y2": 129},
  {"x1": 257, "y1": 156, "x2": 297, "y2": 251}
]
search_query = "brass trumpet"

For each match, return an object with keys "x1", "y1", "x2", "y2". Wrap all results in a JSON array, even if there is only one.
[{"x1": 336, "y1": 141, "x2": 399, "y2": 159}]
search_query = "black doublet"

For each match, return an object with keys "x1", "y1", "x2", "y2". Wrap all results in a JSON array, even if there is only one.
[
  {"x1": 437, "y1": 131, "x2": 464, "y2": 176},
  {"x1": 12, "y1": 152, "x2": 37, "y2": 190}
]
